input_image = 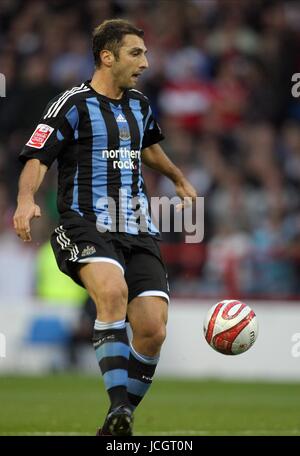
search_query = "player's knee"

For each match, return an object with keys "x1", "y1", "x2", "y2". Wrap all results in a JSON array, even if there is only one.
[
  {"x1": 153, "y1": 325, "x2": 167, "y2": 349},
  {"x1": 103, "y1": 283, "x2": 127, "y2": 305},
  {"x1": 141, "y1": 323, "x2": 167, "y2": 350},
  {"x1": 93, "y1": 282, "x2": 128, "y2": 317}
]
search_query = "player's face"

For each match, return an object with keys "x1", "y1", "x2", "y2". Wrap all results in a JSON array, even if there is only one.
[{"x1": 111, "y1": 34, "x2": 148, "y2": 89}]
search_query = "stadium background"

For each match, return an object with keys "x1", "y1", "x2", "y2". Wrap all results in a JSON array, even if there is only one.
[{"x1": 0, "y1": 0, "x2": 300, "y2": 436}]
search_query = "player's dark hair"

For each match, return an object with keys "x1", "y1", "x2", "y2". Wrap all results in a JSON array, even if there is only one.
[{"x1": 92, "y1": 19, "x2": 144, "y2": 68}]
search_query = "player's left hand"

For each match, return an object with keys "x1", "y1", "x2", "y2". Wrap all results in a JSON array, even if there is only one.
[{"x1": 174, "y1": 178, "x2": 197, "y2": 212}]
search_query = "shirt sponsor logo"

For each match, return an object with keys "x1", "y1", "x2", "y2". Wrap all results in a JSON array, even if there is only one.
[
  {"x1": 26, "y1": 124, "x2": 54, "y2": 149},
  {"x1": 102, "y1": 148, "x2": 140, "y2": 170}
]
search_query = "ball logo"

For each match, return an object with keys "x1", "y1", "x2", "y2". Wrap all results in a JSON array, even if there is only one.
[
  {"x1": 221, "y1": 300, "x2": 246, "y2": 320},
  {"x1": 26, "y1": 124, "x2": 54, "y2": 149},
  {"x1": 204, "y1": 300, "x2": 258, "y2": 355}
]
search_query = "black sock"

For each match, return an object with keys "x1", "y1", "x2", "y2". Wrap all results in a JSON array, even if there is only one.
[
  {"x1": 127, "y1": 343, "x2": 159, "y2": 409},
  {"x1": 93, "y1": 319, "x2": 130, "y2": 410}
]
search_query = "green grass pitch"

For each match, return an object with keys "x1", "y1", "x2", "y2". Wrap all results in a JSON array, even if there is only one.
[{"x1": 0, "y1": 375, "x2": 299, "y2": 436}]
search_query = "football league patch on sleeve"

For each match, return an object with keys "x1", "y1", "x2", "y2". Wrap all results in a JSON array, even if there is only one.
[{"x1": 26, "y1": 124, "x2": 54, "y2": 149}]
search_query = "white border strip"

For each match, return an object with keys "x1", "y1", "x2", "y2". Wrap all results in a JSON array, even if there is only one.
[
  {"x1": 44, "y1": 84, "x2": 84, "y2": 118},
  {"x1": 77, "y1": 257, "x2": 124, "y2": 274},
  {"x1": 44, "y1": 84, "x2": 90, "y2": 119},
  {"x1": 137, "y1": 290, "x2": 170, "y2": 303},
  {"x1": 51, "y1": 88, "x2": 90, "y2": 118},
  {"x1": 55, "y1": 226, "x2": 79, "y2": 261},
  {"x1": 130, "y1": 341, "x2": 160, "y2": 364}
]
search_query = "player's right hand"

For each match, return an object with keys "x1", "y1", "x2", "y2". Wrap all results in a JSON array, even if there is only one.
[{"x1": 13, "y1": 200, "x2": 41, "y2": 242}]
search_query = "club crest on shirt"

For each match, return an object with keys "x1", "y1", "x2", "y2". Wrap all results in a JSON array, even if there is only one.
[
  {"x1": 26, "y1": 124, "x2": 54, "y2": 149},
  {"x1": 119, "y1": 126, "x2": 131, "y2": 141},
  {"x1": 116, "y1": 113, "x2": 130, "y2": 141}
]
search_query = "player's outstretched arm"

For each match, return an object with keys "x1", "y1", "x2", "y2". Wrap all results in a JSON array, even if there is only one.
[
  {"x1": 13, "y1": 159, "x2": 47, "y2": 242},
  {"x1": 142, "y1": 143, "x2": 197, "y2": 210}
]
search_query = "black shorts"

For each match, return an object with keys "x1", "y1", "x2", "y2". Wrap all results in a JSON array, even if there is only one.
[{"x1": 50, "y1": 216, "x2": 170, "y2": 304}]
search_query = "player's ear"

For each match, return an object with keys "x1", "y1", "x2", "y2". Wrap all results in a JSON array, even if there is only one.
[{"x1": 100, "y1": 49, "x2": 114, "y2": 67}]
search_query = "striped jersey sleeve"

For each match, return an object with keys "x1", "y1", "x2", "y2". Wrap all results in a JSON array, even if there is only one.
[
  {"x1": 129, "y1": 89, "x2": 164, "y2": 149},
  {"x1": 142, "y1": 105, "x2": 164, "y2": 149},
  {"x1": 19, "y1": 83, "x2": 90, "y2": 168}
]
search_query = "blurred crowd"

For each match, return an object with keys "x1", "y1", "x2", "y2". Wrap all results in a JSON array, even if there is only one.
[{"x1": 0, "y1": 0, "x2": 300, "y2": 300}]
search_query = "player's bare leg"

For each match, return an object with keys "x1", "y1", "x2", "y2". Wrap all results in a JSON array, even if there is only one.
[
  {"x1": 127, "y1": 296, "x2": 168, "y2": 409},
  {"x1": 78, "y1": 262, "x2": 127, "y2": 322},
  {"x1": 78, "y1": 262, "x2": 133, "y2": 436}
]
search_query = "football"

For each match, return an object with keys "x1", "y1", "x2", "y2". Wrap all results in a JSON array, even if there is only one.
[{"x1": 203, "y1": 300, "x2": 258, "y2": 355}]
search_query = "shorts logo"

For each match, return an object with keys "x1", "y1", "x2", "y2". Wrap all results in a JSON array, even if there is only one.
[
  {"x1": 81, "y1": 245, "x2": 96, "y2": 257},
  {"x1": 26, "y1": 124, "x2": 54, "y2": 149}
]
